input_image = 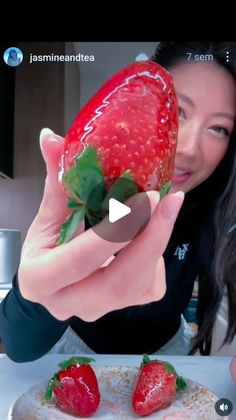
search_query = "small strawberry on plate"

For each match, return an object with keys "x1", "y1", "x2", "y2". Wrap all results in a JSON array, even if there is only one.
[
  {"x1": 132, "y1": 354, "x2": 187, "y2": 416},
  {"x1": 44, "y1": 356, "x2": 101, "y2": 417}
]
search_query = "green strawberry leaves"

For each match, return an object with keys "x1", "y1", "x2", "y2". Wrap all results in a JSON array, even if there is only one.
[
  {"x1": 57, "y1": 146, "x2": 172, "y2": 245},
  {"x1": 102, "y1": 171, "x2": 138, "y2": 212},
  {"x1": 57, "y1": 146, "x2": 137, "y2": 245},
  {"x1": 62, "y1": 167, "x2": 84, "y2": 204},
  {"x1": 57, "y1": 206, "x2": 85, "y2": 245},
  {"x1": 44, "y1": 357, "x2": 95, "y2": 402},
  {"x1": 57, "y1": 146, "x2": 106, "y2": 244},
  {"x1": 63, "y1": 146, "x2": 105, "y2": 204},
  {"x1": 141, "y1": 354, "x2": 187, "y2": 392},
  {"x1": 160, "y1": 181, "x2": 171, "y2": 199},
  {"x1": 58, "y1": 356, "x2": 95, "y2": 369},
  {"x1": 176, "y1": 375, "x2": 188, "y2": 391},
  {"x1": 162, "y1": 361, "x2": 187, "y2": 391},
  {"x1": 44, "y1": 373, "x2": 62, "y2": 402},
  {"x1": 75, "y1": 162, "x2": 104, "y2": 204},
  {"x1": 85, "y1": 208, "x2": 106, "y2": 226},
  {"x1": 141, "y1": 353, "x2": 152, "y2": 366}
]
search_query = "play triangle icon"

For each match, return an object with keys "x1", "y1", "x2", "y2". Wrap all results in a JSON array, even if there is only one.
[{"x1": 109, "y1": 198, "x2": 131, "y2": 223}]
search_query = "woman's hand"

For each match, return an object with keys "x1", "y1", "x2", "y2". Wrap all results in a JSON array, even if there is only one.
[{"x1": 18, "y1": 129, "x2": 184, "y2": 322}]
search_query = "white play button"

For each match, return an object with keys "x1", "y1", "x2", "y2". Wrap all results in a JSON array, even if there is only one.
[
  {"x1": 87, "y1": 177, "x2": 151, "y2": 242},
  {"x1": 109, "y1": 198, "x2": 131, "y2": 223}
]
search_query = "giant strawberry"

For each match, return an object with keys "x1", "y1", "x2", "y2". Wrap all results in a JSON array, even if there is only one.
[
  {"x1": 44, "y1": 356, "x2": 101, "y2": 417},
  {"x1": 58, "y1": 60, "x2": 178, "y2": 244},
  {"x1": 132, "y1": 354, "x2": 187, "y2": 416}
]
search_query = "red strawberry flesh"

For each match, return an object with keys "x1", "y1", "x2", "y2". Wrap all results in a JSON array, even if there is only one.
[
  {"x1": 44, "y1": 357, "x2": 100, "y2": 417},
  {"x1": 61, "y1": 60, "x2": 178, "y2": 192},
  {"x1": 133, "y1": 361, "x2": 176, "y2": 415},
  {"x1": 53, "y1": 364, "x2": 100, "y2": 416},
  {"x1": 132, "y1": 355, "x2": 187, "y2": 416},
  {"x1": 57, "y1": 61, "x2": 178, "y2": 244}
]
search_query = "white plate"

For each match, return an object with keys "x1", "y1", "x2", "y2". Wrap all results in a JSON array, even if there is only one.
[{"x1": 8, "y1": 366, "x2": 226, "y2": 419}]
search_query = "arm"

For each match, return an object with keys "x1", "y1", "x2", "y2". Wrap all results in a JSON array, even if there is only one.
[
  {"x1": 18, "y1": 129, "x2": 184, "y2": 323},
  {"x1": 0, "y1": 275, "x2": 69, "y2": 362},
  {"x1": 4, "y1": 129, "x2": 183, "y2": 363}
]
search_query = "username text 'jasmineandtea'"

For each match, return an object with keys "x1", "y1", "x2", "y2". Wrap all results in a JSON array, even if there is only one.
[{"x1": 30, "y1": 53, "x2": 95, "y2": 63}]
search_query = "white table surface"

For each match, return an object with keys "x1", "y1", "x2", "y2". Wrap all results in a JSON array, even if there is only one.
[
  {"x1": 0, "y1": 284, "x2": 11, "y2": 303},
  {"x1": 0, "y1": 354, "x2": 235, "y2": 419}
]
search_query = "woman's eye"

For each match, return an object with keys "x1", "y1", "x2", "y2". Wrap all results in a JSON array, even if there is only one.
[
  {"x1": 178, "y1": 107, "x2": 186, "y2": 119},
  {"x1": 211, "y1": 126, "x2": 230, "y2": 136}
]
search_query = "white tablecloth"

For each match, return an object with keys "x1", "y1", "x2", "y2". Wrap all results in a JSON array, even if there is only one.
[{"x1": 0, "y1": 354, "x2": 235, "y2": 419}]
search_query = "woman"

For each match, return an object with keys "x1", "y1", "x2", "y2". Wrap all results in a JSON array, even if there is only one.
[
  {"x1": 7, "y1": 49, "x2": 21, "y2": 66},
  {"x1": 0, "y1": 42, "x2": 235, "y2": 361},
  {"x1": 151, "y1": 42, "x2": 236, "y2": 355}
]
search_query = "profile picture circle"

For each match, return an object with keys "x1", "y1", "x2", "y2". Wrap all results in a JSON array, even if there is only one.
[{"x1": 3, "y1": 47, "x2": 23, "y2": 67}]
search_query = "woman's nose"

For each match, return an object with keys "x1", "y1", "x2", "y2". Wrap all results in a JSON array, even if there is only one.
[{"x1": 176, "y1": 123, "x2": 201, "y2": 158}]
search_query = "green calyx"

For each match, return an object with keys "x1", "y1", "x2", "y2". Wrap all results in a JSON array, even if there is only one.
[
  {"x1": 58, "y1": 356, "x2": 95, "y2": 369},
  {"x1": 160, "y1": 181, "x2": 171, "y2": 199},
  {"x1": 57, "y1": 145, "x2": 137, "y2": 245},
  {"x1": 44, "y1": 356, "x2": 95, "y2": 402},
  {"x1": 44, "y1": 372, "x2": 61, "y2": 402},
  {"x1": 141, "y1": 354, "x2": 187, "y2": 392},
  {"x1": 162, "y1": 361, "x2": 187, "y2": 391},
  {"x1": 141, "y1": 353, "x2": 153, "y2": 366},
  {"x1": 57, "y1": 146, "x2": 172, "y2": 245}
]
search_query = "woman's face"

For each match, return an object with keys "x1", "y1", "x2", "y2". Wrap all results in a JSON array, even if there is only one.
[
  {"x1": 169, "y1": 60, "x2": 236, "y2": 193},
  {"x1": 10, "y1": 50, "x2": 17, "y2": 59}
]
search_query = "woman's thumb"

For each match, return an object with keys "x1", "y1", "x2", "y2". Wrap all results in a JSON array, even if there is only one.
[
  {"x1": 39, "y1": 128, "x2": 64, "y2": 185},
  {"x1": 37, "y1": 128, "x2": 71, "y2": 226}
]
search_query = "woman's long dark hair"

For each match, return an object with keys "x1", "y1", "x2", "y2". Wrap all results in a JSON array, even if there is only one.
[{"x1": 151, "y1": 42, "x2": 236, "y2": 355}]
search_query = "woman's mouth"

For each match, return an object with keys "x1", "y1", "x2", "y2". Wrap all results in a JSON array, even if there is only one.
[{"x1": 171, "y1": 168, "x2": 192, "y2": 184}]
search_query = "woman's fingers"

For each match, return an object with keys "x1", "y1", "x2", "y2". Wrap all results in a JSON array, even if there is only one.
[
  {"x1": 39, "y1": 128, "x2": 64, "y2": 187},
  {"x1": 19, "y1": 191, "x2": 160, "y2": 299},
  {"x1": 40, "y1": 193, "x2": 184, "y2": 321},
  {"x1": 37, "y1": 128, "x2": 72, "y2": 223},
  {"x1": 109, "y1": 191, "x2": 184, "y2": 264},
  {"x1": 104, "y1": 191, "x2": 184, "y2": 307},
  {"x1": 141, "y1": 190, "x2": 185, "y2": 255},
  {"x1": 23, "y1": 129, "x2": 84, "y2": 250}
]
